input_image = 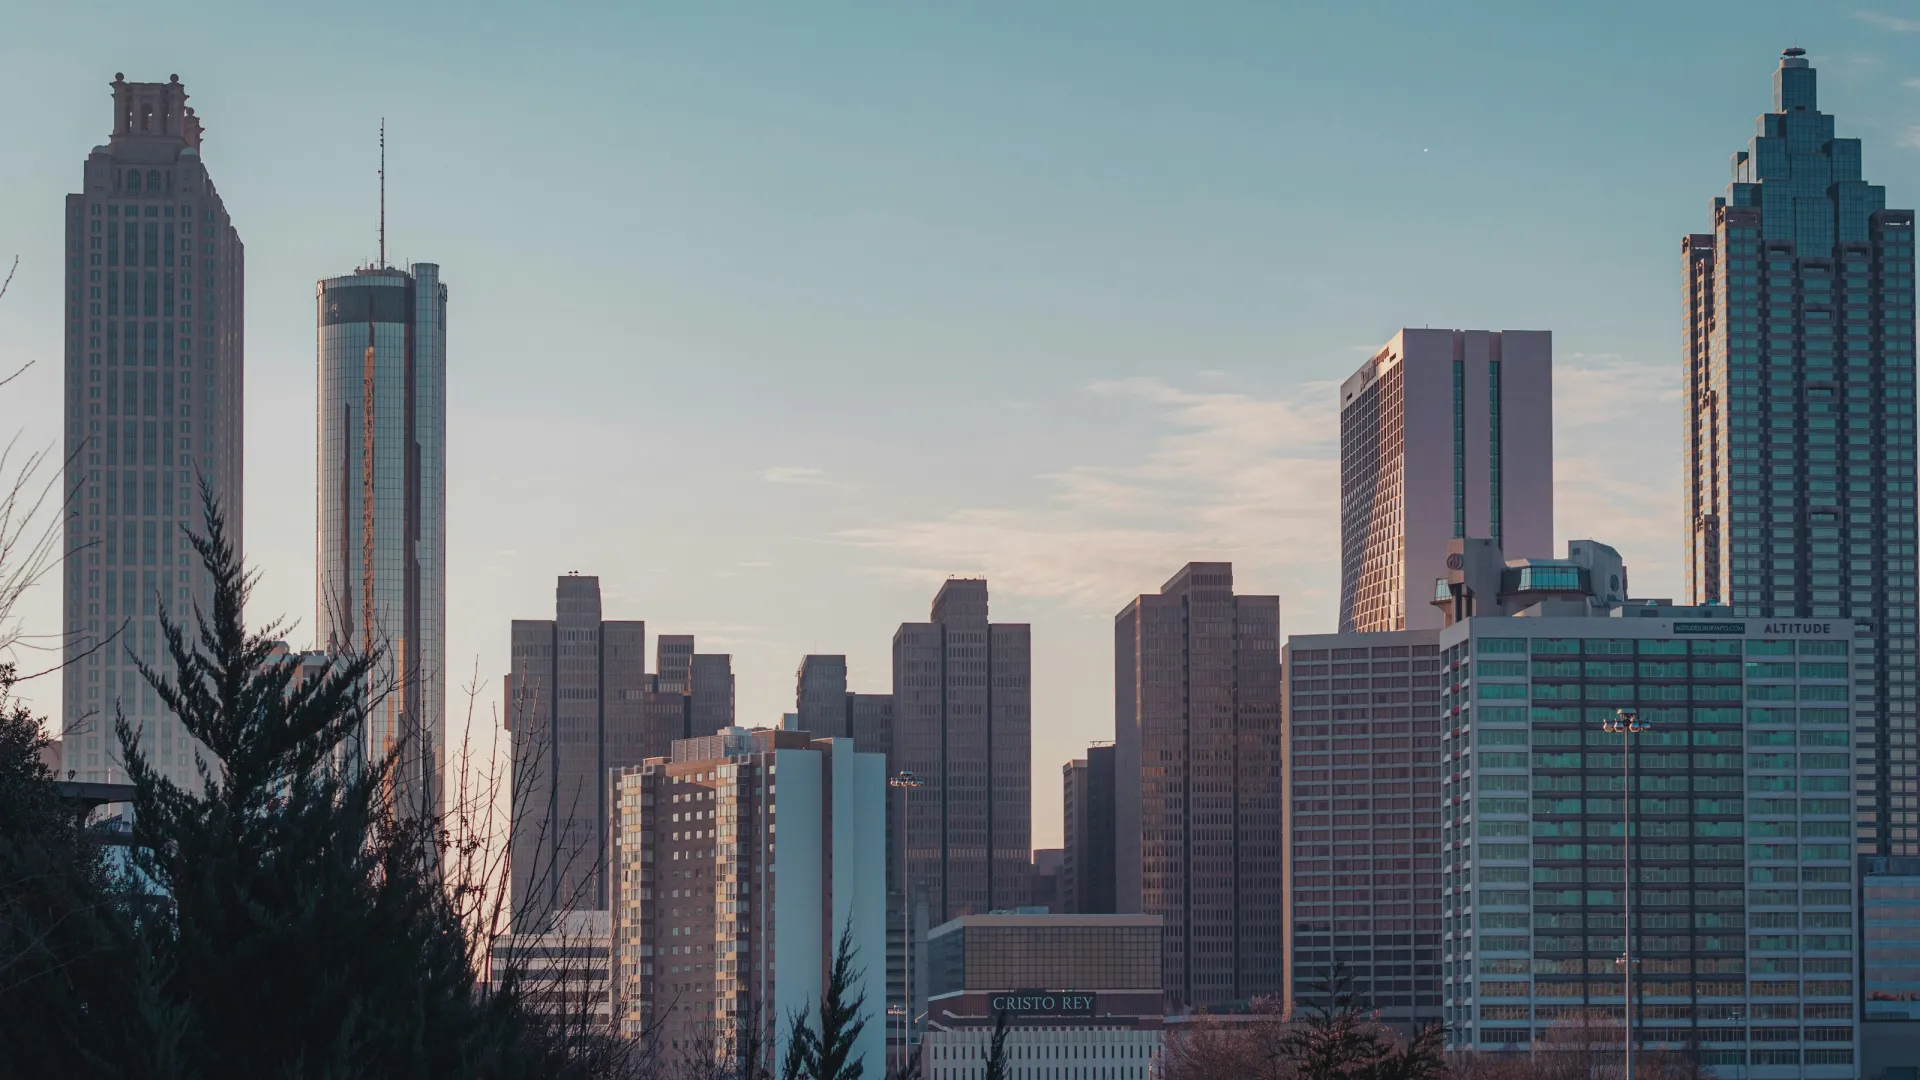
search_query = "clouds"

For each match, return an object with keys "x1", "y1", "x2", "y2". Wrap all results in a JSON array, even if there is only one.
[
  {"x1": 1552, "y1": 354, "x2": 1684, "y2": 596},
  {"x1": 1901, "y1": 126, "x2": 1920, "y2": 151},
  {"x1": 842, "y1": 353, "x2": 1686, "y2": 630},
  {"x1": 761, "y1": 466, "x2": 846, "y2": 488},
  {"x1": 840, "y1": 376, "x2": 1343, "y2": 612},
  {"x1": 1854, "y1": 10, "x2": 1920, "y2": 32}
]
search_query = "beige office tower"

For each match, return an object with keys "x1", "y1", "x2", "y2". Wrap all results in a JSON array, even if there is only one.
[
  {"x1": 893, "y1": 579, "x2": 1032, "y2": 921},
  {"x1": 1338, "y1": 329, "x2": 1553, "y2": 633},
  {"x1": 507, "y1": 575, "x2": 649, "y2": 931},
  {"x1": 1114, "y1": 562, "x2": 1283, "y2": 1009},
  {"x1": 62, "y1": 75, "x2": 244, "y2": 787}
]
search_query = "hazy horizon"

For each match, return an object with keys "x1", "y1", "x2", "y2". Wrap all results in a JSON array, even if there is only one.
[{"x1": 3, "y1": 2, "x2": 1917, "y2": 847}]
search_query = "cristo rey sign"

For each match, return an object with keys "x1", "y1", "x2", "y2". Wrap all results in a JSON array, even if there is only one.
[{"x1": 988, "y1": 991, "x2": 1096, "y2": 1017}]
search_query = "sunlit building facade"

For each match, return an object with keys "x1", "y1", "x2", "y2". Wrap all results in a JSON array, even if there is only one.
[
  {"x1": 61, "y1": 75, "x2": 245, "y2": 788},
  {"x1": 609, "y1": 729, "x2": 885, "y2": 1069},
  {"x1": 1338, "y1": 329, "x2": 1553, "y2": 633},
  {"x1": 316, "y1": 262, "x2": 446, "y2": 819}
]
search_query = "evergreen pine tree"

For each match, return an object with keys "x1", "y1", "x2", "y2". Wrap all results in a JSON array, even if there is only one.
[
  {"x1": 93, "y1": 491, "x2": 619, "y2": 1077},
  {"x1": 982, "y1": 1007, "x2": 1011, "y2": 1080}
]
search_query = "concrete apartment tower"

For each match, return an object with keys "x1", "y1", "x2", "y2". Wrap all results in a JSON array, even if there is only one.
[
  {"x1": 316, "y1": 259, "x2": 446, "y2": 820},
  {"x1": 609, "y1": 728, "x2": 887, "y2": 1072},
  {"x1": 1114, "y1": 562, "x2": 1283, "y2": 1009},
  {"x1": 893, "y1": 579, "x2": 1032, "y2": 921},
  {"x1": 1338, "y1": 329, "x2": 1552, "y2": 633},
  {"x1": 1682, "y1": 48, "x2": 1918, "y2": 858},
  {"x1": 506, "y1": 575, "x2": 649, "y2": 930},
  {"x1": 61, "y1": 75, "x2": 244, "y2": 786}
]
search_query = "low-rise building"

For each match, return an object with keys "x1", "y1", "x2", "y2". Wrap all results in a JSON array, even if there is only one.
[
  {"x1": 920, "y1": 913, "x2": 1165, "y2": 1080},
  {"x1": 1863, "y1": 857, "x2": 1920, "y2": 1078},
  {"x1": 487, "y1": 909, "x2": 612, "y2": 1032}
]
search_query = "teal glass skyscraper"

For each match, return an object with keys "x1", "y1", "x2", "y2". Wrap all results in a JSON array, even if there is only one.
[
  {"x1": 1683, "y1": 49, "x2": 1918, "y2": 857},
  {"x1": 317, "y1": 262, "x2": 447, "y2": 821}
]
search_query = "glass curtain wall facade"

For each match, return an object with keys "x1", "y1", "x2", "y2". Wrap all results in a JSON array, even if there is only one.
[
  {"x1": 1440, "y1": 617, "x2": 1861, "y2": 1076},
  {"x1": 62, "y1": 76, "x2": 244, "y2": 788},
  {"x1": 1682, "y1": 49, "x2": 1919, "y2": 857},
  {"x1": 316, "y1": 263, "x2": 446, "y2": 820}
]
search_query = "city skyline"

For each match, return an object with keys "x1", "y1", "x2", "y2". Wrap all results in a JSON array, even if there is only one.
[{"x1": 4, "y1": 7, "x2": 1919, "y2": 847}]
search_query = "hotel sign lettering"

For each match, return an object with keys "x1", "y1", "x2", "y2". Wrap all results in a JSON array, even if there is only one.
[
  {"x1": 1672, "y1": 622, "x2": 1747, "y2": 635},
  {"x1": 1671, "y1": 621, "x2": 1837, "y2": 636},
  {"x1": 989, "y1": 991, "x2": 1096, "y2": 1017}
]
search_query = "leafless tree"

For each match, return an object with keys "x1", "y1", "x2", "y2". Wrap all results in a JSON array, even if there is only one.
[
  {"x1": 443, "y1": 657, "x2": 671, "y2": 1076},
  {"x1": 0, "y1": 256, "x2": 83, "y2": 675},
  {"x1": 1447, "y1": 1009, "x2": 1711, "y2": 1080}
]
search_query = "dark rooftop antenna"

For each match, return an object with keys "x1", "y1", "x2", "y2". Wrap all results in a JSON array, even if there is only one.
[{"x1": 378, "y1": 119, "x2": 386, "y2": 269}]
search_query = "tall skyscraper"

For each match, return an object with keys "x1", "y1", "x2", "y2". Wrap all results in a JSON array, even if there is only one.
[
  {"x1": 1683, "y1": 48, "x2": 1918, "y2": 858},
  {"x1": 506, "y1": 575, "x2": 649, "y2": 930},
  {"x1": 796, "y1": 653, "x2": 895, "y2": 760},
  {"x1": 893, "y1": 579, "x2": 1032, "y2": 922},
  {"x1": 1339, "y1": 329, "x2": 1553, "y2": 633},
  {"x1": 317, "y1": 260, "x2": 446, "y2": 819},
  {"x1": 1113, "y1": 562, "x2": 1282, "y2": 1009},
  {"x1": 62, "y1": 75, "x2": 244, "y2": 787},
  {"x1": 1062, "y1": 746, "x2": 1117, "y2": 915}
]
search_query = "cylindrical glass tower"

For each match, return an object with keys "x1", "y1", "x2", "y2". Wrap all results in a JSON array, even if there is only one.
[{"x1": 316, "y1": 263, "x2": 446, "y2": 819}]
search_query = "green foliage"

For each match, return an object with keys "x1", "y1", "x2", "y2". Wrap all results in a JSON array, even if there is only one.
[
  {"x1": 0, "y1": 663, "x2": 155, "y2": 1077},
  {"x1": 781, "y1": 1009, "x2": 812, "y2": 1080},
  {"x1": 783, "y1": 921, "x2": 870, "y2": 1080},
  {"x1": 0, "y1": 491, "x2": 627, "y2": 1078},
  {"x1": 983, "y1": 1008, "x2": 1011, "y2": 1080}
]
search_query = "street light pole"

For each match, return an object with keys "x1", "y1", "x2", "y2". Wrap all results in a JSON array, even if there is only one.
[
  {"x1": 1603, "y1": 707, "x2": 1648, "y2": 1079},
  {"x1": 889, "y1": 770, "x2": 926, "y2": 1075}
]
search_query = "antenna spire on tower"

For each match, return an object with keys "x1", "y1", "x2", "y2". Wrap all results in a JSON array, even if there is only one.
[{"x1": 378, "y1": 119, "x2": 386, "y2": 269}]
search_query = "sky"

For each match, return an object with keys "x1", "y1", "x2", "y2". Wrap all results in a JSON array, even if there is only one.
[{"x1": 2, "y1": 2, "x2": 1917, "y2": 848}]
